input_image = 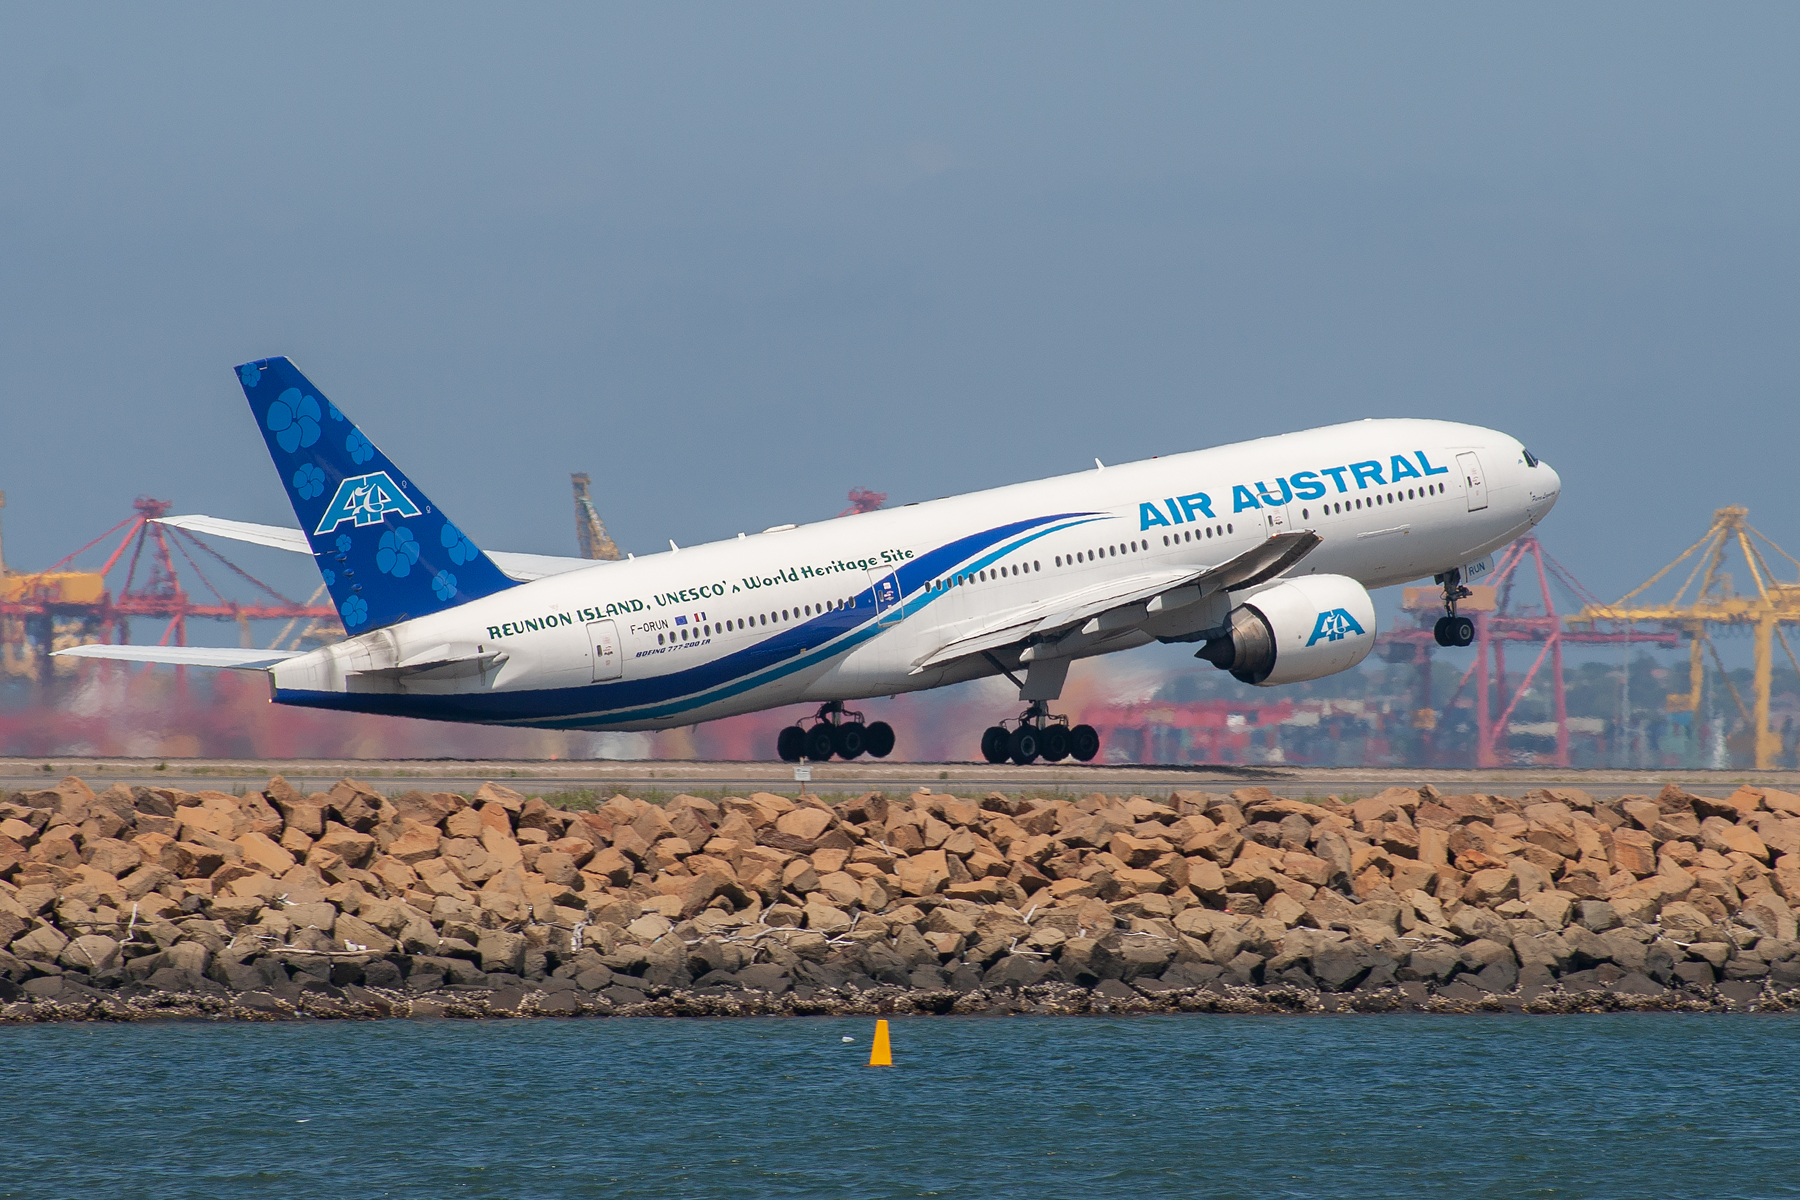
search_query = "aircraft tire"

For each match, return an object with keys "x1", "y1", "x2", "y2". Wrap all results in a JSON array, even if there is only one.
[
  {"x1": 803, "y1": 724, "x2": 837, "y2": 762},
  {"x1": 1008, "y1": 725, "x2": 1041, "y2": 765},
  {"x1": 865, "y1": 721, "x2": 895, "y2": 758},
  {"x1": 1069, "y1": 724, "x2": 1101, "y2": 763},
  {"x1": 776, "y1": 725, "x2": 805, "y2": 763},
  {"x1": 1449, "y1": 615, "x2": 1475, "y2": 647},
  {"x1": 980, "y1": 726, "x2": 1011, "y2": 764},
  {"x1": 1433, "y1": 616, "x2": 1454, "y2": 647},
  {"x1": 1040, "y1": 724, "x2": 1071, "y2": 762},
  {"x1": 833, "y1": 722, "x2": 867, "y2": 760}
]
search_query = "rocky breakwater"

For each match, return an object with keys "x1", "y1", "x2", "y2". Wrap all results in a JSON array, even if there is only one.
[{"x1": 3, "y1": 775, "x2": 1800, "y2": 1021}]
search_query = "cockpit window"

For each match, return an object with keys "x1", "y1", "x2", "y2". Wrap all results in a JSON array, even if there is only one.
[{"x1": 1522, "y1": 448, "x2": 1539, "y2": 468}]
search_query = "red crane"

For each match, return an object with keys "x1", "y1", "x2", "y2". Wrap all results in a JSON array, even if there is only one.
[
  {"x1": 837, "y1": 488, "x2": 887, "y2": 517},
  {"x1": 1381, "y1": 535, "x2": 1678, "y2": 767},
  {"x1": 2, "y1": 496, "x2": 337, "y2": 684}
]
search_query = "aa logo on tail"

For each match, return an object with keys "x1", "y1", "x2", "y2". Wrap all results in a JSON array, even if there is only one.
[
  {"x1": 314, "y1": 471, "x2": 422, "y2": 534},
  {"x1": 1305, "y1": 608, "x2": 1366, "y2": 646}
]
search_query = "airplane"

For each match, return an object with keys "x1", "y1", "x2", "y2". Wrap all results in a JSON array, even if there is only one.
[{"x1": 59, "y1": 357, "x2": 1561, "y2": 765}]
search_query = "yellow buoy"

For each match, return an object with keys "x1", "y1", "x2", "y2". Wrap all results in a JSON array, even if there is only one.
[{"x1": 868, "y1": 1019, "x2": 893, "y2": 1067}]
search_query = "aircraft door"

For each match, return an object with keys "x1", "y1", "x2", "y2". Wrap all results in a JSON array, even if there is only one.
[
  {"x1": 866, "y1": 569, "x2": 902, "y2": 626},
  {"x1": 587, "y1": 619, "x2": 623, "y2": 681},
  {"x1": 1457, "y1": 452, "x2": 1488, "y2": 511},
  {"x1": 1262, "y1": 499, "x2": 1293, "y2": 538}
]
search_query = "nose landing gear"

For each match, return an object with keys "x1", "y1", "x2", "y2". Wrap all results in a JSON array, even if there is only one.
[
  {"x1": 1432, "y1": 568, "x2": 1476, "y2": 648},
  {"x1": 980, "y1": 701, "x2": 1099, "y2": 765},
  {"x1": 776, "y1": 701, "x2": 894, "y2": 762}
]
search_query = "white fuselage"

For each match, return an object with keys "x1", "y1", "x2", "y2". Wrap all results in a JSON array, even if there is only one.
[{"x1": 268, "y1": 418, "x2": 1559, "y2": 730}]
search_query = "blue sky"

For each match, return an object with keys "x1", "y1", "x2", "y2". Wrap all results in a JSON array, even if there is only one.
[{"x1": 3, "y1": 3, "x2": 1797, "y2": 628}]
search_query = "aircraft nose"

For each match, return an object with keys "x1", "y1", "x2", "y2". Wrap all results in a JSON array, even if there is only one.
[{"x1": 1529, "y1": 460, "x2": 1561, "y2": 520}]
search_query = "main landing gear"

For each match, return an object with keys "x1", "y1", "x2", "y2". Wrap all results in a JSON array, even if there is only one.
[
  {"x1": 980, "y1": 701, "x2": 1100, "y2": 766},
  {"x1": 777, "y1": 702, "x2": 894, "y2": 763},
  {"x1": 1432, "y1": 568, "x2": 1476, "y2": 648}
]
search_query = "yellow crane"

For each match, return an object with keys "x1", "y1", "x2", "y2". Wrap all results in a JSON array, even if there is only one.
[
  {"x1": 571, "y1": 472, "x2": 623, "y2": 561},
  {"x1": 1569, "y1": 506, "x2": 1800, "y2": 768}
]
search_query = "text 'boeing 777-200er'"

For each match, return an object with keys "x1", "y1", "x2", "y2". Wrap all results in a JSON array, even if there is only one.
[{"x1": 60, "y1": 357, "x2": 1560, "y2": 764}]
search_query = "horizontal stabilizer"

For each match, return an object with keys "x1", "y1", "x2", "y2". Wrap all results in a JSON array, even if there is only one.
[
  {"x1": 157, "y1": 515, "x2": 599, "y2": 582},
  {"x1": 157, "y1": 515, "x2": 309, "y2": 554},
  {"x1": 53, "y1": 644, "x2": 301, "y2": 670}
]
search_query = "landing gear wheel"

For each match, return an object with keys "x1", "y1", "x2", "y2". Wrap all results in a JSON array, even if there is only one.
[
  {"x1": 980, "y1": 725, "x2": 1011, "y2": 764},
  {"x1": 1040, "y1": 724, "x2": 1071, "y2": 762},
  {"x1": 1433, "y1": 615, "x2": 1477, "y2": 647},
  {"x1": 864, "y1": 721, "x2": 895, "y2": 758},
  {"x1": 1008, "y1": 725, "x2": 1041, "y2": 765},
  {"x1": 1069, "y1": 724, "x2": 1100, "y2": 763},
  {"x1": 833, "y1": 721, "x2": 867, "y2": 760},
  {"x1": 803, "y1": 724, "x2": 836, "y2": 762},
  {"x1": 777, "y1": 725, "x2": 805, "y2": 762}
]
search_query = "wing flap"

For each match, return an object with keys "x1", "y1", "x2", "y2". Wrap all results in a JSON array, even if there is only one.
[
  {"x1": 912, "y1": 569, "x2": 1192, "y2": 671},
  {"x1": 911, "y1": 531, "x2": 1323, "y2": 672}
]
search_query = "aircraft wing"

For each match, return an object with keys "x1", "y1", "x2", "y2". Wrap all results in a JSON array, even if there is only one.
[
  {"x1": 912, "y1": 531, "x2": 1321, "y2": 672},
  {"x1": 53, "y1": 644, "x2": 303, "y2": 670},
  {"x1": 156, "y1": 515, "x2": 599, "y2": 581},
  {"x1": 912, "y1": 568, "x2": 1194, "y2": 671}
]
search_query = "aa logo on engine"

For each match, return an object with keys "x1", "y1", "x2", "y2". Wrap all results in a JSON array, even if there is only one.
[
  {"x1": 314, "y1": 471, "x2": 423, "y2": 534},
  {"x1": 1306, "y1": 608, "x2": 1366, "y2": 646}
]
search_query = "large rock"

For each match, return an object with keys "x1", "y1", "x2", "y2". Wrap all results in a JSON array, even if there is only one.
[
  {"x1": 314, "y1": 823, "x2": 376, "y2": 868},
  {"x1": 1700, "y1": 817, "x2": 1768, "y2": 863},
  {"x1": 895, "y1": 850, "x2": 950, "y2": 897},
  {"x1": 82, "y1": 838, "x2": 142, "y2": 878},
  {"x1": 773, "y1": 808, "x2": 833, "y2": 844},
  {"x1": 1463, "y1": 867, "x2": 1518, "y2": 906},
  {"x1": 1741, "y1": 894, "x2": 1798, "y2": 942},
  {"x1": 983, "y1": 954, "x2": 1052, "y2": 989},
  {"x1": 1399, "y1": 945, "x2": 1460, "y2": 982},
  {"x1": 59, "y1": 934, "x2": 122, "y2": 973},
  {"x1": 235, "y1": 831, "x2": 296, "y2": 876},
  {"x1": 477, "y1": 929, "x2": 527, "y2": 974},
  {"x1": 11, "y1": 922, "x2": 70, "y2": 963},
  {"x1": 386, "y1": 822, "x2": 443, "y2": 865},
  {"x1": 334, "y1": 914, "x2": 398, "y2": 954},
  {"x1": 1610, "y1": 829, "x2": 1658, "y2": 876}
]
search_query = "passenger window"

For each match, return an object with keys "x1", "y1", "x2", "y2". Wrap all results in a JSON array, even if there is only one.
[{"x1": 657, "y1": 633, "x2": 664, "y2": 644}]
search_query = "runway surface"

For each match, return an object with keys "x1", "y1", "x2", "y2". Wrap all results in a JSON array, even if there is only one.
[{"x1": 3, "y1": 757, "x2": 1794, "y2": 801}]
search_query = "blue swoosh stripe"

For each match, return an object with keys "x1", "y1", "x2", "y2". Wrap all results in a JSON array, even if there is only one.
[{"x1": 274, "y1": 510, "x2": 1111, "y2": 728}]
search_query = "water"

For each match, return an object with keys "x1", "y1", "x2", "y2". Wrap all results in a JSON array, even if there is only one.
[{"x1": 4, "y1": 1014, "x2": 1797, "y2": 1199}]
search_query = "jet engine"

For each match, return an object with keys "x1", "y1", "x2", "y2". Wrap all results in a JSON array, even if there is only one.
[{"x1": 1194, "y1": 574, "x2": 1377, "y2": 686}]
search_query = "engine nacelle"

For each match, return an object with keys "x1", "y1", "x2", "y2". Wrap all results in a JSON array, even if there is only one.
[{"x1": 1195, "y1": 574, "x2": 1377, "y2": 686}]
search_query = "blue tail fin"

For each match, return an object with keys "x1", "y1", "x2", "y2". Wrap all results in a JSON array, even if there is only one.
[{"x1": 234, "y1": 356, "x2": 517, "y2": 632}]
